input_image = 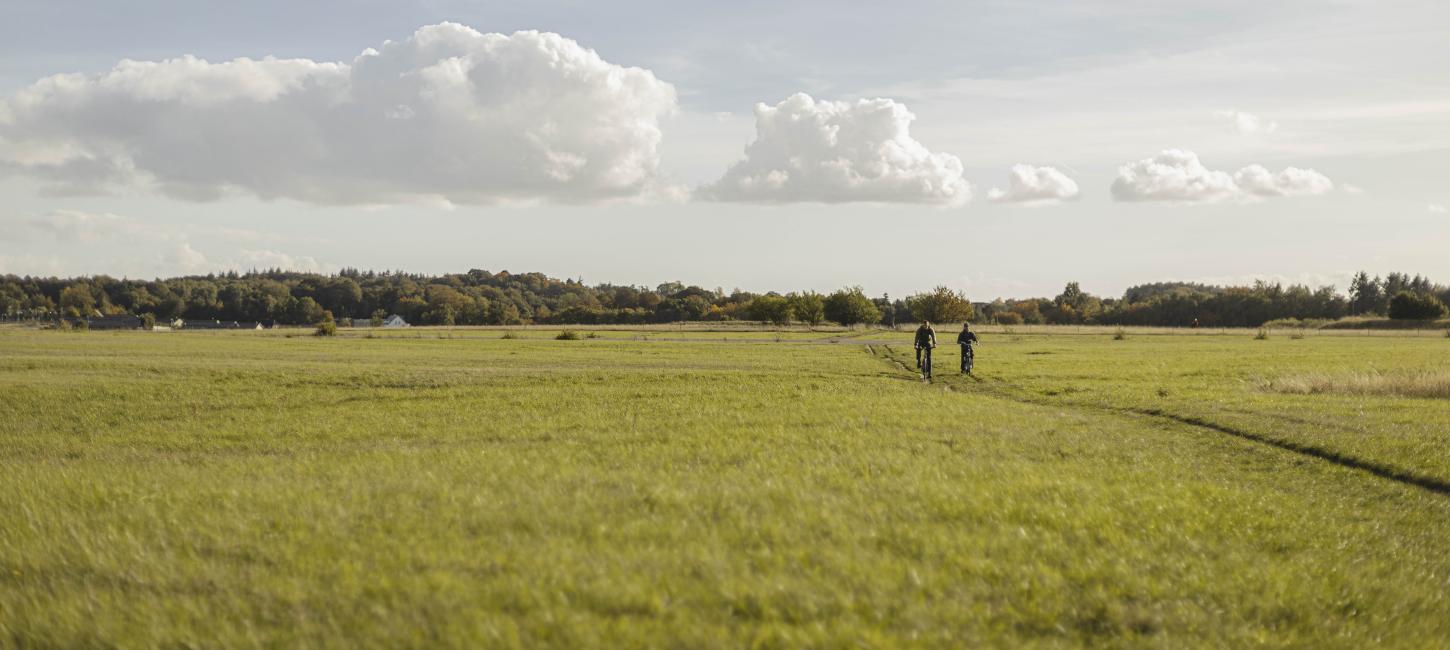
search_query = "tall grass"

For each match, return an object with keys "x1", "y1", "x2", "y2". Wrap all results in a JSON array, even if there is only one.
[{"x1": 1257, "y1": 369, "x2": 1450, "y2": 399}]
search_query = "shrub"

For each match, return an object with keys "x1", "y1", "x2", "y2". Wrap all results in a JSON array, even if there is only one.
[
  {"x1": 1388, "y1": 291, "x2": 1447, "y2": 320},
  {"x1": 823, "y1": 287, "x2": 881, "y2": 327},
  {"x1": 995, "y1": 312, "x2": 1024, "y2": 326},
  {"x1": 500, "y1": 331, "x2": 521, "y2": 340},
  {"x1": 315, "y1": 310, "x2": 337, "y2": 337},
  {"x1": 1254, "y1": 328, "x2": 1269, "y2": 340},
  {"x1": 1113, "y1": 327, "x2": 1128, "y2": 341},
  {"x1": 585, "y1": 332, "x2": 602, "y2": 339},
  {"x1": 556, "y1": 330, "x2": 581, "y2": 340},
  {"x1": 1263, "y1": 318, "x2": 1333, "y2": 329},
  {"x1": 140, "y1": 313, "x2": 157, "y2": 330}
]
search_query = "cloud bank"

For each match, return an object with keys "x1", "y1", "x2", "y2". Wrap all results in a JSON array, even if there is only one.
[
  {"x1": 0, "y1": 23, "x2": 678, "y2": 205},
  {"x1": 1111, "y1": 150, "x2": 1333, "y2": 203},
  {"x1": 987, "y1": 164, "x2": 1079, "y2": 205},
  {"x1": 700, "y1": 93, "x2": 970, "y2": 204}
]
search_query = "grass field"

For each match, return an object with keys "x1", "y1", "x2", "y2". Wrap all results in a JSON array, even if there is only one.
[{"x1": 2, "y1": 326, "x2": 1448, "y2": 647}]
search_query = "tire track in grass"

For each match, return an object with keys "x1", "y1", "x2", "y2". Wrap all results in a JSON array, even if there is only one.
[{"x1": 867, "y1": 345, "x2": 1450, "y2": 498}]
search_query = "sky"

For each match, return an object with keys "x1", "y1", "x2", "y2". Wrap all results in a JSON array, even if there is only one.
[{"x1": 1, "y1": 0, "x2": 1447, "y2": 299}]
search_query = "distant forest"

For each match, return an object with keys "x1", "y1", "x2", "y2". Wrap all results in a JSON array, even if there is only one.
[{"x1": 1, "y1": 269, "x2": 1446, "y2": 328}]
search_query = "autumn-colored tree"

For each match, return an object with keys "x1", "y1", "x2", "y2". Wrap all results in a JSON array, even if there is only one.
[{"x1": 907, "y1": 286, "x2": 973, "y2": 323}]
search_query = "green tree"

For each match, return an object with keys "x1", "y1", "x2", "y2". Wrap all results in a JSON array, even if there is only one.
[
  {"x1": 1388, "y1": 291, "x2": 1446, "y2": 320},
  {"x1": 1349, "y1": 271, "x2": 1384, "y2": 315},
  {"x1": 908, "y1": 286, "x2": 974, "y2": 323},
  {"x1": 824, "y1": 287, "x2": 882, "y2": 326},
  {"x1": 874, "y1": 293, "x2": 896, "y2": 327},
  {"x1": 59, "y1": 285, "x2": 96, "y2": 318},
  {"x1": 289, "y1": 297, "x2": 325, "y2": 325},
  {"x1": 749, "y1": 294, "x2": 792, "y2": 326},
  {"x1": 370, "y1": 309, "x2": 386, "y2": 327},
  {"x1": 787, "y1": 292, "x2": 826, "y2": 326},
  {"x1": 487, "y1": 300, "x2": 523, "y2": 325}
]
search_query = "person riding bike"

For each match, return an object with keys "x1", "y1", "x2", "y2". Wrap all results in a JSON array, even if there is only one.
[
  {"x1": 957, "y1": 322, "x2": 979, "y2": 374},
  {"x1": 914, "y1": 320, "x2": 937, "y2": 379}
]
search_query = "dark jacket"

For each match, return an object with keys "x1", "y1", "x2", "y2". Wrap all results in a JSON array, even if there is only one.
[
  {"x1": 957, "y1": 330, "x2": 978, "y2": 346},
  {"x1": 914, "y1": 325, "x2": 936, "y2": 348}
]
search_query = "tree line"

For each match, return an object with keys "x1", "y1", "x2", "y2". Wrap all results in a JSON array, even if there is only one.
[{"x1": 0, "y1": 268, "x2": 1444, "y2": 328}]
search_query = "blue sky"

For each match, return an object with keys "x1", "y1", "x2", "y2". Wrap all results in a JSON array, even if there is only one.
[{"x1": 1, "y1": 0, "x2": 1447, "y2": 298}]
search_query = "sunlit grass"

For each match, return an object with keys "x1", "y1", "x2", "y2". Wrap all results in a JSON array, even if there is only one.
[
  {"x1": 2, "y1": 328, "x2": 1449, "y2": 647},
  {"x1": 1257, "y1": 369, "x2": 1450, "y2": 399}
]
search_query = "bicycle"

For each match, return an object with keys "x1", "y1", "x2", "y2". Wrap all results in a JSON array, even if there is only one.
[{"x1": 916, "y1": 344, "x2": 934, "y2": 379}]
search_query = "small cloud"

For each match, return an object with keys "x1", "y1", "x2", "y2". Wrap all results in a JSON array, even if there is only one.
[
  {"x1": 164, "y1": 241, "x2": 210, "y2": 273},
  {"x1": 1217, "y1": 110, "x2": 1278, "y2": 135},
  {"x1": 229, "y1": 249, "x2": 333, "y2": 273},
  {"x1": 1234, "y1": 164, "x2": 1334, "y2": 198},
  {"x1": 1430, "y1": 203, "x2": 1448, "y2": 214},
  {"x1": 987, "y1": 164, "x2": 1079, "y2": 205},
  {"x1": 1111, "y1": 149, "x2": 1333, "y2": 204},
  {"x1": 1340, "y1": 184, "x2": 1365, "y2": 195}
]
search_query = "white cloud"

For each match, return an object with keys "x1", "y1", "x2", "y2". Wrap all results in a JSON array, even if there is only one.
[
  {"x1": 0, "y1": 23, "x2": 678, "y2": 205},
  {"x1": 164, "y1": 242, "x2": 210, "y2": 274},
  {"x1": 987, "y1": 164, "x2": 1079, "y2": 205},
  {"x1": 1430, "y1": 204, "x2": 1448, "y2": 214},
  {"x1": 700, "y1": 93, "x2": 970, "y2": 204},
  {"x1": 231, "y1": 249, "x2": 331, "y2": 273},
  {"x1": 1233, "y1": 164, "x2": 1335, "y2": 197},
  {"x1": 1217, "y1": 110, "x2": 1278, "y2": 135},
  {"x1": 1111, "y1": 149, "x2": 1333, "y2": 203}
]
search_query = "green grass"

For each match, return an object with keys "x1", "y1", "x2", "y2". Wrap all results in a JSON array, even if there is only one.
[
  {"x1": 895, "y1": 332, "x2": 1450, "y2": 486},
  {"x1": 2, "y1": 327, "x2": 1449, "y2": 647}
]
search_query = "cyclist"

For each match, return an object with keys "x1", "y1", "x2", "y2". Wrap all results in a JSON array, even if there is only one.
[
  {"x1": 914, "y1": 320, "x2": 937, "y2": 379},
  {"x1": 957, "y1": 322, "x2": 979, "y2": 374}
]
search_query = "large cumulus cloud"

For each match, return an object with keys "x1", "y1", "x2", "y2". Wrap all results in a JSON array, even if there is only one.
[
  {"x1": 0, "y1": 23, "x2": 678, "y2": 205},
  {"x1": 1111, "y1": 150, "x2": 1333, "y2": 203},
  {"x1": 700, "y1": 93, "x2": 970, "y2": 204}
]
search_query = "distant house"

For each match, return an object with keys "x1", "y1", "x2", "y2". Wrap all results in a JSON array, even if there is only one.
[
  {"x1": 180, "y1": 320, "x2": 222, "y2": 330},
  {"x1": 180, "y1": 319, "x2": 253, "y2": 330},
  {"x1": 383, "y1": 314, "x2": 409, "y2": 328},
  {"x1": 87, "y1": 315, "x2": 142, "y2": 330}
]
